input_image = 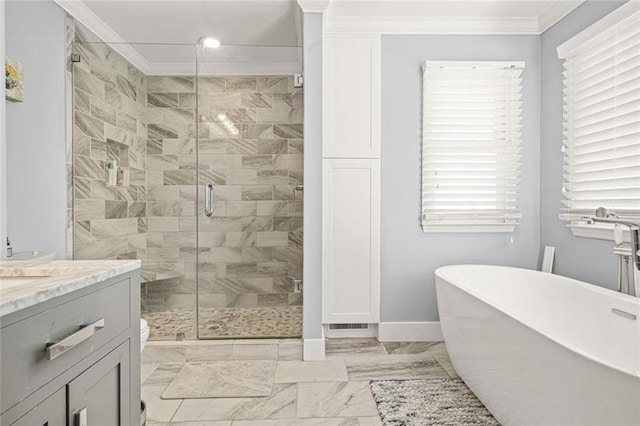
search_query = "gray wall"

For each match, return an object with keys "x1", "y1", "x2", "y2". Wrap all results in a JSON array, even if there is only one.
[
  {"x1": 302, "y1": 13, "x2": 323, "y2": 339},
  {"x1": 539, "y1": 0, "x2": 627, "y2": 290},
  {"x1": 381, "y1": 35, "x2": 541, "y2": 322},
  {"x1": 5, "y1": 0, "x2": 67, "y2": 259}
]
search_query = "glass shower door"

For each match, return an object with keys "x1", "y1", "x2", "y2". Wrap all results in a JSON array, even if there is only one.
[
  {"x1": 195, "y1": 44, "x2": 304, "y2": 339},
  {"x1": 143, "y1": 57, "x2": 199, "y2": 340},
  {"x1": 70, "y1": 27, "x2": 199, "y2": 340}
]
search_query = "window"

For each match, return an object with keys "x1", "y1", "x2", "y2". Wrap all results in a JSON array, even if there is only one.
[
  {"x1": 421, "y1": 61, "x2": 524, "y2": 233},
  {"x1": 558, "y1": 7, "x2": 640, "y2": 222}
]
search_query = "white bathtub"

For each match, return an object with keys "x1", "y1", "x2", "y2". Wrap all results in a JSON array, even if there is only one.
[{"x1": 435, "y1": 265, "x2": 640, "y2": 426}]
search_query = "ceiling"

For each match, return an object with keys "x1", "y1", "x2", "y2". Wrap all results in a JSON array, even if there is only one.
[
  {"x1": 81, "y1": 0, "x2": 302, "y2": 46},
  {"x1": 55, "y1": 0, "x2": 584, "y2": 75},
  {"x1": 58, "y1": 0, "x2": 303, "y2": 75}
]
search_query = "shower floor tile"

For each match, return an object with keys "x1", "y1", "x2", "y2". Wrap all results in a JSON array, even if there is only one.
[
  {"x1": 143, "y1": 306, "x2": 302, "y2": 340},
  {"x1": 200, "y1": 307, "x2": 302, "y2": 338}
]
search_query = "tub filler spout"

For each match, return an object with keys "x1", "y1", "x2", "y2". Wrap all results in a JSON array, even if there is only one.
[{"x1": 583, "y1": 209, "x2": 640, "y2": 297}]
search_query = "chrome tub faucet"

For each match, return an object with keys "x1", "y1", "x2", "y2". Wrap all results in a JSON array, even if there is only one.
[{"x1": 583, "y1": 208, "x2": 640, "y2": 297}]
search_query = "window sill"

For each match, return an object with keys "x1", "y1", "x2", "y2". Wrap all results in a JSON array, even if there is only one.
[
  {"x1": 565, "y1": 222, "x2": 634, "y2": 243},
  {"x1": 422, "y1": 224, "x2": 515, "y2": 233}
]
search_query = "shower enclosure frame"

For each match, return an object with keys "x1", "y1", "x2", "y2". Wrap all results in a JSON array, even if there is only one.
[{"x1": 68, "y1": 32, "x2": 304, "y2": 341}]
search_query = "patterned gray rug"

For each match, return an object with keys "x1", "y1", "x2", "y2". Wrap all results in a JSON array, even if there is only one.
[{"x1": 370, "y1": 378, "x2": 499, "y2": 425}]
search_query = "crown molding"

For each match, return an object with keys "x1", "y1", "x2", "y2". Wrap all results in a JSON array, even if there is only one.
[
  {"x1": 324, "y1": 16, "x2": 541, "y2": 34},
  {"x1": 147, "y1": 62, "x2": 303, "y2": 76},
  {"x1": 53, "y1": 0, "x2": 150, "y2": 74},
  {"x1": 297, "y1": 0, "x2": 331, "y2": 13},
  {"x1": 538, "y1": 0, "x2": 584, "y2": 33},
  {"x1": 323, "y1": 0, "x2": 588, "y2": 35}
]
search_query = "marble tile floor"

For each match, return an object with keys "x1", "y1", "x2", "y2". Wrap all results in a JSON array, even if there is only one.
[
  {"x1": 143, "y1": 338, "x2": 458, "y2": 425},
  {"x1": 144, "y1": 306, "x2": 302, "y2": 340},
  {"x1": 162, "y1": 360, "x2": 277, "y2": 398}
]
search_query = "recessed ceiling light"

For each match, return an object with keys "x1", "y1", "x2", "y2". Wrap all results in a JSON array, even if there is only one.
[{"x1": 199, "y1": 36, "x2": 221, "y2": 49}]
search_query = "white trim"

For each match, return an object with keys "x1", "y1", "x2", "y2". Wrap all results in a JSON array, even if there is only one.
[
  {"x1": 147, "y1": 62, "x2": 302, "y2": 76},
  {"x1": 425, "y1": 60, "x2": 525, "y2": 69},
  {"x1": 324, "y1": 16, "x2": 541, "y2": 35},
  {"x1": 557, "y1": 1, "x2": 640, "y2": 58},
  {"x1": 538, "y1": 0, "x2": 584, "y2": 33},
  {"x1": 541, "y1": 246, "x2": 556, "y2": 273},
  {"x1": 567, "y1": 223, "x2": 635, "y2": 243},
  {"x1": 378, "y1": 322, "x2": 444, "y2": 342},
  {"x1": 323, "y1": 0, "x2": 584, "y2": 35},
  {"x1": 297, "y1": 0, "x2": 330, "y2": 14},
  {"x1": 422, "y1": 225, "x2": 516, "y2": 233},
  {"x1": 303, "y1": 338, "x2": 326, "y2": 361},
  {"x1": 52, "y1": 0, "x2": 150, "y2": 74},
  {"x1": 294, "y1": 1, "x2": 304, "y2": 46}
]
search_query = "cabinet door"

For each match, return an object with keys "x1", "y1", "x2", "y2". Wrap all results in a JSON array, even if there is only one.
[
  {"x1": 11, "y1": 387, "x2": 66, "y2": 426},
  {"x1": 323, "y1": 34, "x2": 381, "y2": 158},
  {"x1": 323, "y1": 159, "x2": 380, "y2": 323},
  {"x1": 68, "y1": 341, "x2": 130, "y2": 426}
]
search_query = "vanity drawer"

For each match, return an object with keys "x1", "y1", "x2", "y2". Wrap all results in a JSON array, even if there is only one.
[{"x1": 0, "y1": 278, "x2": 131, "y2": 413}]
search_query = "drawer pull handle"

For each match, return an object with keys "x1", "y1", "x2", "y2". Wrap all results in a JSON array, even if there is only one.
[{"x1": 46, "y1": 319, "x2": 105, "y2": 360}]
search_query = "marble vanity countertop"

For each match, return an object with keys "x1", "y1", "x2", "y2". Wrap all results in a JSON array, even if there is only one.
[{"x1": 0, "y1": 260, "x2": 141, "y2": 317}]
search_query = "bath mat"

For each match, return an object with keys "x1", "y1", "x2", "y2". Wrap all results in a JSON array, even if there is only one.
[
  {"x1": 162, "y1": 360, "x2": 276, "y2": 399},
  {"x1": 370, "y1": 378, "x2": 499, "y2": 425}
]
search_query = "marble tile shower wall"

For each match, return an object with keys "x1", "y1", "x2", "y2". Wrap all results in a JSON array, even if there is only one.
[
  {"x1": 146, "y1": 76, "x2": 303, "y2": 338},
  {"x1": 143, "y1": 76, "x2": 197, "y2": 318},
  {"x1": 71, "y1": 24, "x2": 148, "y2": 263}
]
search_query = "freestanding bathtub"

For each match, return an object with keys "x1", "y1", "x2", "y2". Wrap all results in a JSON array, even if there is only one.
[{"x1": 435, "y1": 265, "x2": 640, "y2": 426}]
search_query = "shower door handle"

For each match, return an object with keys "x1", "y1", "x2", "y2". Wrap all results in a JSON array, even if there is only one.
[{"x1": 204, "y1": 184, "x2": 214, "y2": 217}]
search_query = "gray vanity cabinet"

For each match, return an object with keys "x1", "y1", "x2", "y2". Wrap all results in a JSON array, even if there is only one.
[
  {"x1": 0, "y1": 269, "x2": 141, "y2": 426},
  {"x1": 10, "y1": 341, "x2": 131, "y2": 426},
  {"x1": 11, "y1": 388, "x2": 66, "y2": 426},
  {"x1": 67, "y1": 341, "x2": 130, "y2": 426}
]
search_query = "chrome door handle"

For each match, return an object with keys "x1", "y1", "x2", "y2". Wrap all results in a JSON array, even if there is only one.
[
  {"x1": 204, "y1": 184, "x2": 214, "y2": 217},
  {"x1": 46, "y1": 319, "x2": 105, "y2": 360}
]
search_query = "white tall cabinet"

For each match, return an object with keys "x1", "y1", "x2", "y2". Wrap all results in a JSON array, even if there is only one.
[{"x1": 322, "y1": 34, "x2": 381, "y2": 324}]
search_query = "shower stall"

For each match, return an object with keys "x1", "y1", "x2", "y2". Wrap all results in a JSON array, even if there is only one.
[{"x1": 69, "y1": 21, "x2": 303, "y2": 340}]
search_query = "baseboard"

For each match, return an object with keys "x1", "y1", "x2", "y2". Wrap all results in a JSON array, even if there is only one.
[
  {"x1": 378, "y1": 321, "x2": 443, "y2": 342},
  {"x1": 303, "y1": 324, "x2": 326, "y2": 361},
  {"x1": 303, "y1": 337, "x2": 326, "y2": 361}
]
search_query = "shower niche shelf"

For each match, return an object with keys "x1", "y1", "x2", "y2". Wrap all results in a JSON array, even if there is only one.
[
  {"x1": 104, "y1": 139, "x2": 131, "y2": 188},
  {"x1": 105, "y1": 167, "x2": 130, "y2": 188}
]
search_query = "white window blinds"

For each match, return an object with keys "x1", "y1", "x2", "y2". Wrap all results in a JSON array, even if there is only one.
[
  {"x1": 421, "y1": 61, "x2": 524, "y2": 233},
  {"x1": 558, "y1": 8, "x2": 640, "y2": 218}
]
